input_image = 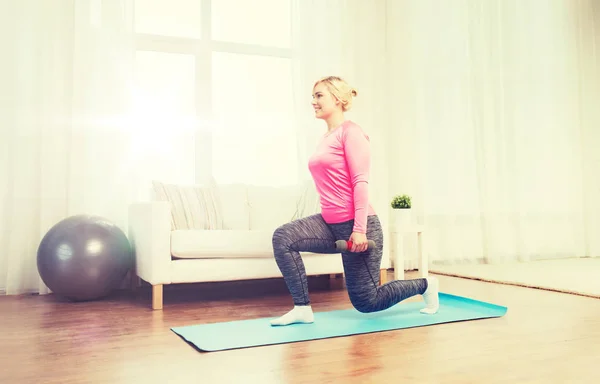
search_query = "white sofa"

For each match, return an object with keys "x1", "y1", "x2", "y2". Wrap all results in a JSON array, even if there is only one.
[{"x1": 128, "y1": 181, "x2": 390, "y2": 310}]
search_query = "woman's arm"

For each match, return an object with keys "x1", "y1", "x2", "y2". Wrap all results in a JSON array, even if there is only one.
[{"x1": 343, "y1": 124, "x2": 371, "y2": 234}]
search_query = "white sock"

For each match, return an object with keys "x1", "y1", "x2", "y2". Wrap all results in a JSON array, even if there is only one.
[
  {"x1": 420, "y1": 276, "x2": 440, "y2": 314},
  {"x1": 270, "y1": 305, "x2": 314, "y2": 326}
]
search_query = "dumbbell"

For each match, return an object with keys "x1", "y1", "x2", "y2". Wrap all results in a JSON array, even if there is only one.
[{"x1": 334, "y1": 239, "x2": 376, "y2": 251}]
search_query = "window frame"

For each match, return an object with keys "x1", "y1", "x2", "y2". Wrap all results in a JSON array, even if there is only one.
[{"x1": 134, "y1": 0, "x2": 294, "y2": 185}]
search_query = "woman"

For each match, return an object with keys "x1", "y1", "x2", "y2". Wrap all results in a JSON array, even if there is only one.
[{"x1": 270, "y1": 76, "x2": 439, "y2": 326}]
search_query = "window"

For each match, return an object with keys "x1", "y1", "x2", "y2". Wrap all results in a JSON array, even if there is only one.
[
  {"x1": 130, "y1": 51, "x2": 197, "y2": 185},
  {"x1": 134, "y1": 0, "x2": 203, "y2": 39},
  {"x1": 210, "y1": 0, "x2": 291, "y2": 48},
  {"x1": 133, "y1": 0, "x2": 296, "y2": 186},
  {"x1": 133, "y1": 51, "x2": 196, "y2": 118}
]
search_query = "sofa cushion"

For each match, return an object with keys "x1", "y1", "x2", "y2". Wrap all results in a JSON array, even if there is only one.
[
  {"x1": 152, "y1": 180, "x2": 224, "y2": 230},
  {"x1": 215, "y1": 183, "x2": 250, "y2": 230},
  {"x1": 171, "y1": 229, "x2": 276, "y2": 259},
  {"x1": 291, "y1": 180, "x2": 321, "y2": 220},
  {"x1": 245, "y1": 181, "x2": 320, "y2": 231},
  {"x1": 170, "y1": 229, "x2": 337, "y2": 260},
  {"x1": 246, "y1": 185, "x2": 301, "y2": 231}
]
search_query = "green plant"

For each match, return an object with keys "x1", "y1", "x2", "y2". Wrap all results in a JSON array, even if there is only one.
[{"x1": 390, "y1": 194, "x2": 411, "y2": 209}]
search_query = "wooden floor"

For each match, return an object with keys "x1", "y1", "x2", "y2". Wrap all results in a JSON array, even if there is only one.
[{"x1": 1, "y1": 270, "x2": 599, "y2": 383}]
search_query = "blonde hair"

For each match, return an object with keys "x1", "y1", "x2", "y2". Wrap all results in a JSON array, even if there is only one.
[{"x1": 314, "y1": 76, "x2": 358, "y2": 112}]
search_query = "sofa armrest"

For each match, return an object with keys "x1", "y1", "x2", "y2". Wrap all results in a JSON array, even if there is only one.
[{"x1": 128, "y1": 201, "x2": 172, "y2": 285}]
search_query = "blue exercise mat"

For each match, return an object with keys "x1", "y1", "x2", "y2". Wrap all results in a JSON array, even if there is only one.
[{"x1": 171, "y1": 293, "x2": 507, "y2": 352}]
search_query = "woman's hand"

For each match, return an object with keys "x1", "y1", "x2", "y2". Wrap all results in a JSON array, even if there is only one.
[{"x1": 349, "y1": 232, "x2": 368, "y2": 253}]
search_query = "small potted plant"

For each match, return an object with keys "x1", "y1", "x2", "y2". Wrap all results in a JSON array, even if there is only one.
[{"x1": 390, "y1": 194, "x2": 412, "y2": 228}]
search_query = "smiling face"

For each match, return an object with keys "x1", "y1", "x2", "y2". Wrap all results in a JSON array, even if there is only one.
[
  {"x1": 311, "y1": 77, "x2": 358, "y2": 121},
  {"x1": 311, "y1": 82, "x2": 341, "y2": 120}
]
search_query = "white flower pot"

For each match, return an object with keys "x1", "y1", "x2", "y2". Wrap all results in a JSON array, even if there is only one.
[{"x1": 391, "y1": 208, "x2": 412, "y2": 230}]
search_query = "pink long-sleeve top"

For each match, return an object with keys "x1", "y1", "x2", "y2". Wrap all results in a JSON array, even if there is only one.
[{"x1": 308, "y1": 120, "x2": 376, "y2": 233}]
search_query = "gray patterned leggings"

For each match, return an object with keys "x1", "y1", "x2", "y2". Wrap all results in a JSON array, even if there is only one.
[{"x1": 272, "y1": 213, "x2": 428, "y2": 313}]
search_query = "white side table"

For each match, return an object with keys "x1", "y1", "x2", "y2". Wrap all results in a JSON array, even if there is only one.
[{"x1": 390, "y1": 224, "x2": 428, "y2": 280}]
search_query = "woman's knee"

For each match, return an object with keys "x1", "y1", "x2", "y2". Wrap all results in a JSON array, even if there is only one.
[
  {"x1": 272, "y1": 222, "x2": 297, "y2": 253},
  {"x1": 352, "y1": 299, "x2": 377, "y2": 313},
  {"x1": 347, "y1": 291, "x2": 378, "y2": 313},
  {"x1": 273, "y1": 222, "x2": 290, "y2": 241},
  {"x1": 272, "y1": 215, "x2": 321, "y2": 247}
]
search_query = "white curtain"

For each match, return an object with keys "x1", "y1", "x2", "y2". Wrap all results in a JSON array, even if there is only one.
[
  {"x1": 0, "y1": 0, "x2": 194, "y2": 295},
  {"x1": 0, "y1": 0, "x2": 390, "y2": 295},
  {"x1": 387, "y1": 0, "x2": 600, "y2": 267}
]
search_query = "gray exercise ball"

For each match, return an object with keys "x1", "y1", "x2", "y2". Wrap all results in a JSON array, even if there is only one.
[{"x1": 37, "y1": 214, "x2": 133, "y2": 301}]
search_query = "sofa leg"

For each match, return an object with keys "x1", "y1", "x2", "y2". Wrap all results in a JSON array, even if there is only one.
[
  {"x1": 379, "y1": 269, "x2": 387, "y2": 286},
  {"x1": 152, "y1": 284, "x2": 163, "y2": 310}
]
